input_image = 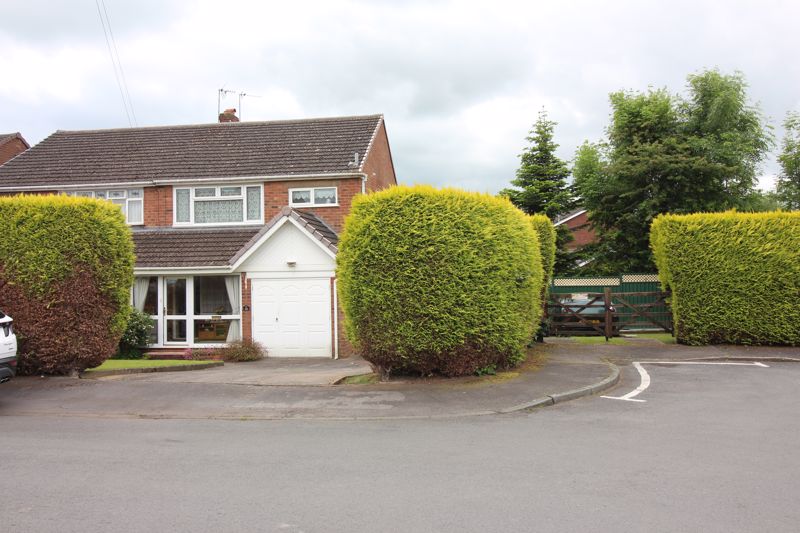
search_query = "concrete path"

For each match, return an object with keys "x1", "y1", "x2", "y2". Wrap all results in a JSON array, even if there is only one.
[{"x1": 102, "y1": 357, "x2": 374, "y2": 386}]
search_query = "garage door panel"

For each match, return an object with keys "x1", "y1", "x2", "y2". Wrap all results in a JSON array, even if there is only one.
[{"x1": 251, "y1": 278, "x2": 332, "y2": 357}]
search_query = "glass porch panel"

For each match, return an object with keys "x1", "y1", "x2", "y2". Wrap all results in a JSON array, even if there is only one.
[
  {"x1": 166, "y1": 319, "x2": 187, "y2": 342},
  {"x1": 142, "y1": 277, "x2": 158, "y2": 315},
  {"x1": 193, "y1": 319, "x2": 235, "y2": 343},
  {"x1": 148, "y1": 318, "x2": 158, "y2": 344},
  {"x1": 165, "y1": 278, "x2": 187, "y2": 315},
  {"x1": 193, "y1": 276, "x2": 233, "y2": 315}
]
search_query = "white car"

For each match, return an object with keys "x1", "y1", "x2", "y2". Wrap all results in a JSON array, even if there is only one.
[{"x1": 0, "y1": 311, "x2": 17, "y2": 383}]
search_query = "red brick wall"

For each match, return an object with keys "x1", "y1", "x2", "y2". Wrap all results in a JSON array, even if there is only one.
[
  {"x1": 263, "y1": 177, "x2": 362, "y2": 233},
  {"x1": 362, "y1": 121, "x2": 397, "y2": 192},
  {"x1": 563, "y1": 211, "x2": 598, "y2": 250},
  {"x1": 240, "y1": 273, "x2": 252, "y2": 343},
  {"x1": 0, "y1": 138, "x2": 27, "y2": 165},
  {"x1": 143, "y1": 186, "x2": 173, "y2": 227}
]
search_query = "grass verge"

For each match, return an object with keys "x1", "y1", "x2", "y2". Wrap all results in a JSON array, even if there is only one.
[{"x1": 85, "y1": 360, "x2": 213, "y2": 372}]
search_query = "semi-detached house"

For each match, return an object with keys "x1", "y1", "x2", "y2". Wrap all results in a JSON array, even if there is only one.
[{"x1": 0, "y1": 113, "x2": 396, "y2": 358}]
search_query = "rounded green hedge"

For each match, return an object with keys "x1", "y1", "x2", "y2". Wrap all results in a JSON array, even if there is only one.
[
  {"x1": 0, "y1": 195, "x2": 135, "y2": 374},
  {"x1": 529, "y1": 214, "x2": 556, "y2": 289},
  {"x1": 651, "y1": 211, "x2": 800, "y2": 345},
  {"x1": 337, "y1": 185, "x2": 543, "y2": 376}
]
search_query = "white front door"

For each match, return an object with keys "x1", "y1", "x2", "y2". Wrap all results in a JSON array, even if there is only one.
[{"x1": 251, "y1": 278, "x2": 332, "y2": 357}]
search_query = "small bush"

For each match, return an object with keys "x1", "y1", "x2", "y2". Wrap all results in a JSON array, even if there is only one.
[
  {"x1": 651, "y1": 211, "x2": 800, "y2": 345},
  {"x1": 116, "y1": 309, "x2": 154, "y2": 359},
  {"x1": 0, "y1": 195, "x2": 135, "y2": 374},
  {"x1": 337, "y1": 185, "x2": 543, "y2": 377},
  {"x1": 216, "y1": 340, "x2": 267, "y2": 362}
]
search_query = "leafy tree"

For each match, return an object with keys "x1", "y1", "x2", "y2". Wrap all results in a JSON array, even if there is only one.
[
  {"x1": 573, "y1": 69, "x2": 773, "y2": 273},
  {"x1": 776, "y1": 111, "x2": 800, "y2": 209},
  {"x1": 501, "y1": 110, "x2": 576, "y2": 274}
]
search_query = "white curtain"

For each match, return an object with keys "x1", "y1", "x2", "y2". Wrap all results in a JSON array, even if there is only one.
[
  {"x1": 133, "y1": 277, "x2": 151, "y2": 312},
  {"x1": 225, "y1": 276, "x2": 241, "y2": 342}
]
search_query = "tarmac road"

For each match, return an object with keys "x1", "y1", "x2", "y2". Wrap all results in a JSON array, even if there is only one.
[{"x1": 2, "y1": 361, "x2": 798, "y2": 532}]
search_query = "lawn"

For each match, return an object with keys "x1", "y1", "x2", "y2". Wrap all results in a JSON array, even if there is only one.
[
  {"x1": 568, "y1": 336, "x2": 630, "y2": 345},
  {"x1": 566, "y1": 332, "x2": 676, "y2": 345},
  {"x1": 85, "y1": 359, "x2": 214, "y2": 372}
]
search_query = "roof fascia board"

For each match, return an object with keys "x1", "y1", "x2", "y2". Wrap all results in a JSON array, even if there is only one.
[
  {"x1": 134, "y1": 266, "x2": 232, "y2": 274},
  {"x1": 554, "y1": 209, "x2": 587, "y2": 226},
  {"x1": 285, "y1": 216, "x2": 338, "y2": 259}
]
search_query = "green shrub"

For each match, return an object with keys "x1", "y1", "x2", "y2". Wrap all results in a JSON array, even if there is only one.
[
  {"x1": 0, "y1": 195, "x2": 135, "y2": 374},
  {"x1": 216, "y1": 339, "x2": 267, "y2": 362},
  {"x1": 337, "y1": 185, "x2": 543, "y2": 377},
  {"x1": 529, "y1": 214, "x2": 556, "y2": 288},
  {"x1": 116, "y1": 309, "x2": 154, "y2": 359},
  {"x1": 651, "y1": 211, "x2": 800, "y2": 345}
]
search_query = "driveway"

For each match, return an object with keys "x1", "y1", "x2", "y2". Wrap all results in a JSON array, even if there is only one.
[{"x1": 103, "y1": 356, "x2": 374, "y2": 386}]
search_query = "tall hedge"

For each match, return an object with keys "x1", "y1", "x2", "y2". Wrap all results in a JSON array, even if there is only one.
[
  {"x1": 0, "y1": 195, "x2": 135, "y2": 374},
  {"x1": 530, "y1": 214, "x2": 556, "y2": 288},
  {"x1": 337, "y1": 185, "x2": 543, "y2": 377},
  {"x1": 651, "y1": 211, "x2": 800, "y2": 345}
]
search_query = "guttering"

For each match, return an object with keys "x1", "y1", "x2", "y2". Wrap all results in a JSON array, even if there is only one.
[
  {"x1": 134, "y1": 266, "x2": 233, "y2": 275},
  {"x1": 360, "y1": 173, "x2": 367, "y2": 194},
  {"x1": 0, "y1": 173, "x2": 367, "y2": 192}
]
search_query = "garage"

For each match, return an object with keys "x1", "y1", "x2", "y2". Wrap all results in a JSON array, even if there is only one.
[{"x1": 251, "y1": 278, "x2": 333, "y2": 357}]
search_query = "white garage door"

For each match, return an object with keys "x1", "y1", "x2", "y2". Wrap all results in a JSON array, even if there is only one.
[{"x1": 251, "y1": 278, "x2": 332, "y2": 357}]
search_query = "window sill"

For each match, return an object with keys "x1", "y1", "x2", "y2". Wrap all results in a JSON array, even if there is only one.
[{"x1": 289, "y1": 204, "x2": 340, "y2": 208}]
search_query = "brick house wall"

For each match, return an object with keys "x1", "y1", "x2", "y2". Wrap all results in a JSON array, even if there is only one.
[
  {"x1": 563, "y1": 211, "x2": 597, "y2": 250},
  {"x1": 0, "y1": 137, "x2": 28, "y2": 166},
  {"x1": 263, "y1": 177, "x2": 363, "y2": 234},
  {"x1": 362, "y1": 122, "x2": 397, "y2": 192},
  {"x1": 143, "y1": 186, "x2": 173, "y2": 226}
]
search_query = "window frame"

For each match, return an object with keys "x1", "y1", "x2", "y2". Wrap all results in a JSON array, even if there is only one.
[
  {"x1": 63, "y1": 188, "x2": 144, "y2": 225},
  {"x1": 133, "y1": 275, "x2": 242, "y2": 347},
  {"x1": 288, "y1": 186, "x2": 339, "y2": 207},
  {"x1": 173, "y1": 184, "x2": 264, "y2": 226}
]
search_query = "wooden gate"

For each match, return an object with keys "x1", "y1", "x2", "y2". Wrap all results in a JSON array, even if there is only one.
[{"x1": 546, "y1": 274, "x2": 673, "y2": 339}]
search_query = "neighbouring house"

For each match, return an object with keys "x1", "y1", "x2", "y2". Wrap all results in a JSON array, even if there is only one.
[
  {"x1": 0, "y1": 113, "x2": 396, "y2": 358},
  {"x1": 554, "y1": 208, "x2": 597, "y2": 250},
  {"x1": 0, "y1": 132, "x2": 29, "y2": 165}
]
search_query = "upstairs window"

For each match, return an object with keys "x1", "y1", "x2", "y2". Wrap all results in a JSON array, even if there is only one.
[
  {"x1": 64, "y1": 189, "x2": 144, "y2": 225},
  {"x1": 289, "y1": 187, "x2": 338, "y2": 207},
  {"x1": 174, "y1": 185, "x2": 263, "y2": 225}
]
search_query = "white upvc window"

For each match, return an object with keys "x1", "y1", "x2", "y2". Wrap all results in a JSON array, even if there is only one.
[
  {"x1": 64, "y1": 189, "x2": 144, "y2": 225},
  {"x1": 289, "y1": 186, "x2": 338, "y2": 207},
  {"x1": 174, "y1": 184, "x2": 263, "y2": 225}
]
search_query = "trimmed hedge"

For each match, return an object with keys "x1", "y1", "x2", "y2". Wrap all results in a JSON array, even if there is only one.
[
  {"x1": 530, "y1": 214, "x2": 556, "y2": 288},
  {"x1": 651, "y1": 211, "x2": 800, "y2": 345},
  {"x1": 0, "y1": 195, "x2": 135, "y2": 374},
  {"x1": 337, "y1": 185, "x2": 543, "y2": 377}
]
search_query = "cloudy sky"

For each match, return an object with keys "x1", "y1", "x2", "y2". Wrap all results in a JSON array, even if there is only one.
[{"x1": 1, "y1": 0, "x2": 798, "y2": 192}]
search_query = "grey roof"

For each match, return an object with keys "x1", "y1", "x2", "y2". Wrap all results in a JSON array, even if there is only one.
[
  {"x1": 133, "y1": 208, "x2": 338, "y2": 269},
  {"x1": 132, "y1": 226, "x2": 263, "y2": 268},
  {"x1": 0, "y1": 114, "x2": 383, "y2": 189}
]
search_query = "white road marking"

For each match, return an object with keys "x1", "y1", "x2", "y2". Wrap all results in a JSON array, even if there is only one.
[{"x1": 601, "y1": 360, "x2": 769, "y2": 402}]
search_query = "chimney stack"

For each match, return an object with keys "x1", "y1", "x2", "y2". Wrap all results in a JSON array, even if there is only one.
[{"x1": 219, "y1": 108, "x2": 239, "y2": 123}]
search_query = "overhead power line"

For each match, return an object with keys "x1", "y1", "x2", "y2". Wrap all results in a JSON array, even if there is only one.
[{"x1": 95, "y1": 0, "x2": 137, "y2": 126}]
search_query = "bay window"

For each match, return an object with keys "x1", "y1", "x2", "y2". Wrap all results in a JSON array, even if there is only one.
[{"x1": 174, "y1": 185, "x2": 263, "y2": 225}]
